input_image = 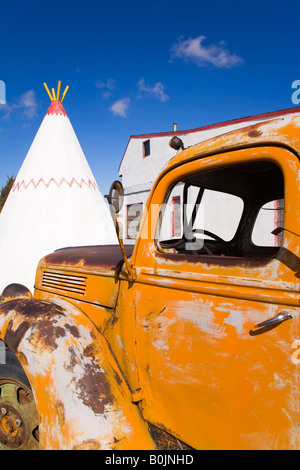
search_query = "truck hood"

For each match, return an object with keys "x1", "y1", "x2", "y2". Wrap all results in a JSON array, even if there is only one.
[
  {"x1": 40, "y1": 244, "x2": 134, "y2": 272},
  {"x1": 36, "y1": 245, "x2": 134, "y2": 309}
]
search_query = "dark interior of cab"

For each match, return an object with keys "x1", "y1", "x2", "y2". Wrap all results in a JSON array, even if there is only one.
[{"x1": 158, "y1": 160, "x2": 284, "y2": 259}]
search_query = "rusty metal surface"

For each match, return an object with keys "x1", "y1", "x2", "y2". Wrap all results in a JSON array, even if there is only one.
[
  {"x1": 34, "y1": 246, "x2": 135, "y2": 323},
  {"x1": 0, "y1": 379, "x2": 39, "y2": 450},
  {"x1": 1, "y1": 284, "x2": 32, "y2": 304},
  {"x1": 147, "y1": 423, "x2": 193, "y2": 450},
  {"x1": 40, "y1": 245, "x2": 133, "y2": 272},
  {"x1": 0, "y1": 298, "x2": 155, "y2": 450}
]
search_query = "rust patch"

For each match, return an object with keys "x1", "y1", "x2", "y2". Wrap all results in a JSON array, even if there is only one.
[
  {"x1": 0, "y1": 299, "x2": 70, "y2": 352},
  {"x1": 113, "y1": 369, "x2": 123, "y2": 386},
  {"x1": 65, "y1": 323, "x2": 80, "y2": 338},
  {"x1": 103, "y1": 310, "x2": 119, "y2": 333},
  {"x1": 66, "y1": 345, "x2": 80, "y2": 370},
  {"x1": 83, "y1": 343, "x2": 98, "y2": 359},
  {"x1": 147, "y1": 307, "x2": 166, "y2": 321},
  {"x1": 248, "y1": 129, "x2": 263, "y2": 138},
  {"x1": 89, "y1": 330, "x2": 97, "y2": 342},
  {"x1": 0, "y1": 299, "x2": 66, "y2": 318},
  {"x1": 55, "y1": 400, "x2": 65, "y2": 427},
  {"x1": 156, "y1": 250, "x2": 274, "y2": 268},
  {"x1": 147, "y1": 423, "x2": 193, "y2": 450},
  {"x1": 32, "y1": 319, "x2": 66, "y2": 350},
  {"x1": 72, "y1": 439, "x2": 101, "y2": 450},
  {"x1": 1, "y1": 283, "x2": 32, "y2": 303},
  {"x1": 4, "y1": 320, "x2": 31, "y2": 353},
  {"x1": 17, "y1": 351, "x2": 28, "y2": 367},
  {"x1": 42, "y1": 245, "x2": 133, "y2": 272},
  {"x1": 76, "y1": 362, "x2": 114, "y2": 414}
]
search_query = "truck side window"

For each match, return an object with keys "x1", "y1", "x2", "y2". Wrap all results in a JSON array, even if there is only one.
[
  {"x1": 157, "y1": 160, "x2": 284, "y2": 259},
  {"x1": 252, "y1": 199, "x2": 284, "y2": 247}
]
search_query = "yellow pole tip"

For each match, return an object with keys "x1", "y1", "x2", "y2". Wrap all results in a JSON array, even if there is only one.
[
  {"x1": 57, "y1": 81, "x2": 62, "y2": 102},
  {"x1": 43, "y1": 82, "x2": 54, "y2": 101},
  {"x1": 43, "y1": 82, "x2": 69, "y2": 103},
  {"x1": 60, "y1": 85, "x2": 69, "y2": 103}
]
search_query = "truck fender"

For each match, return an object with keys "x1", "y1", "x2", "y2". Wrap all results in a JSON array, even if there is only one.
[
  {"x1": 1, "y1": 283, "x2": 32, "y2": 303},
  {"x1": 0, "y1": 297, "x2": 155, "y2": 450}
]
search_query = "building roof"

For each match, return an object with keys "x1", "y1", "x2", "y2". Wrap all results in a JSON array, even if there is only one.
[{"x1": 119, "y1": 105, "x2": 300, "y2": 172}]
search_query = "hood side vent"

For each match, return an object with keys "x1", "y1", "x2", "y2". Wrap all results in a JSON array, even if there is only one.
[{"x1": 42, "y1": 271, "x2": 87, "y2": 295}]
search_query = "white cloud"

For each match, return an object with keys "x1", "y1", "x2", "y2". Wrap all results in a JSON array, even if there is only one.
[
  {"x1": 1, "y1": 89, "x2": 38, "y2": 120},
  {"x1": 138, "y1": 78, "x2": 169, "y2": 102},
  {"x1": 109, "y1": 98, "x2": 130, "y2": 117},
  {"x1": 96, "y1": 78, "x2": 116, "y2": 90},
  {"x1": 19, "y1": 90, "x2": 38, "y2": 119},
  {"x1": 170, "y1": 35, "x2": 244, "y2": 69},
  {"x1": 96, "y1": 78, "x2": 116, "y2": 99}
]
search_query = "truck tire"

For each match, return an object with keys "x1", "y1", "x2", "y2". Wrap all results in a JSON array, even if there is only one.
[{"x1": 0, "y1": 347, "x2": 39, "y2": 450}]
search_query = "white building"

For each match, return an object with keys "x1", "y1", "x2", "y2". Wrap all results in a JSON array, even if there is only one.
[{"x1": 118, "y1": 107, "x2": 299, "y2": 244}]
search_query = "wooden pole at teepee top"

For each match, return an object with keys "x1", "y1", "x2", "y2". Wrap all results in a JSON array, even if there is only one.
[
  {"x1": 60, "y1": 85, "x2": 69, "y2": 103},
  {"x1": 43, "y1": 82, "x2": 69, "y2": 102},
  {"x1": 43, "y1": 83, "x2": 53, "y2": 101},
  {"x1": 56, "y1": 81, "x2": 62, "y2": 102}
]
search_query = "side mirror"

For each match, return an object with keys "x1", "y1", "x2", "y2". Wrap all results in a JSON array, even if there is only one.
[
  {"x1": 107, "y1": 180, "x2": 124, "y2": 214},
  {"x1": 169, "y1": 136, "x2": 184, "y2": 151},
  {"x1": 106, "y1": 181, "x2": 135, "y2": 281}
]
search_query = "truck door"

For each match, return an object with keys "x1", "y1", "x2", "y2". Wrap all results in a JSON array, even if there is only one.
[{"x1": 133, "y1": 146, "x2": 300, "y2": 450}]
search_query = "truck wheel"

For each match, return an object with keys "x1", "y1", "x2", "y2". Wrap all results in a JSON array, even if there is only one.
[{"x1": 0, "y1": 349, "x2": 39, "y2": 450}]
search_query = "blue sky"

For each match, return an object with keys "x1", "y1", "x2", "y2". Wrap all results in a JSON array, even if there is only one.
[{"x1": 1, "y1": 0, "x2": 300, "y2": 194}]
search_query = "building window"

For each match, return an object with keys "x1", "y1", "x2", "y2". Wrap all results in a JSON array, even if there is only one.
[
  {"x1": 127, "y1": 203, "x2": 143, "y2": 239},
  {"x1": 172, "y1": 196, "x2": 181, "y2": 237},
  {"x1": 143, "y1": 140, "x2": 150, "y2": 158},
  {"x1": 252, "y1": 199, "x2": 284, "y2": 247}
]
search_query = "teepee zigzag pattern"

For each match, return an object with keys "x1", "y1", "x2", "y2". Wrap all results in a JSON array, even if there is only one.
[{"x1": 12, "y1": 177, "x2": 99, "y2": 191}]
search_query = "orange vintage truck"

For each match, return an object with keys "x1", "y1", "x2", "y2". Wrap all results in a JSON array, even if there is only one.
[{"x1": 1, "y1": 114, "x2": 300, "y2": 450}]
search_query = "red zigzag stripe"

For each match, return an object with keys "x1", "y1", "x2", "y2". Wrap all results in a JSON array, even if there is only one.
[{"x1": 13, "y1": 177, "x2": 99, "y2": 191}]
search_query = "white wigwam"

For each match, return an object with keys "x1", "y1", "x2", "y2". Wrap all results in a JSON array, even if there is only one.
[{"x1": 0, "y1": 82, "x2": 117, "y2": 293}]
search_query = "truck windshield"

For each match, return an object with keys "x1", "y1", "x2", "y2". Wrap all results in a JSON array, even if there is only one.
[{"x1": 157, "y1": 160, "x2": 284, "y2": 259}]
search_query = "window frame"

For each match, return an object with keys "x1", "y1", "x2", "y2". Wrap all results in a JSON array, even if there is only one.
[
  {"x1": 171, "y1": 195, "x2": 181, "y2": 238},
  {"x1": 143, "y1": 139, "x2": 151, "y2": 158},
  {"x1": 154, "y1": 159, "x2": 285, "y2": 261}
]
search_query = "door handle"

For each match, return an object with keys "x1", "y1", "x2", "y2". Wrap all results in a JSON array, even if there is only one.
[{"x1": 254, "y1": 311, "x2": 293, "y2": 329}]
